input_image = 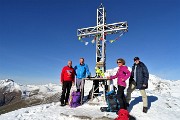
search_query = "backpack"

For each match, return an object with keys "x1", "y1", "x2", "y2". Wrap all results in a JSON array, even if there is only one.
[
  {"x1": 69, "y1": 91, "x2": 81, "y2": 108},
  {"x1": 115, "y1": 109, "x2": 129, "y2": 120},
  {"x1": 100, "y1": 90, "x2": 120, "y2": 112}
]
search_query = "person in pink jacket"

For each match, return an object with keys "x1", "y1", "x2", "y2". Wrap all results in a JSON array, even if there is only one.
[{"x1": 107, "y1": 58, "x2": 131, "y2": 110}]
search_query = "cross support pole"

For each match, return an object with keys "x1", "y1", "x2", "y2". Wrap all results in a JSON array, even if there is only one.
[{"x1": 81, "y1": 77, "x2": 110, "y2": 105}]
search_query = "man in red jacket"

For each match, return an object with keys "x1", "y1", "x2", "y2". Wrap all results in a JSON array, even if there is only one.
[{"x1": 60, "y1": 60, "x2": 75, "y2": 106}]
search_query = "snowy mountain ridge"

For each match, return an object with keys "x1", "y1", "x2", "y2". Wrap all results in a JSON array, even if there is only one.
[
  {"x1": 0, "y1": 79, "x2": 61, "y2": 98},
  {"x1": 105, "y1": 67, "x2": 179, "y2": 98},
  {"x1": 0, "y1": 79, "x2": 21, "y2": 93}
]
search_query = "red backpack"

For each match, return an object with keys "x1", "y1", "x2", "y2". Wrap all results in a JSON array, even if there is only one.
[{"x1": 115, "y1": 109, "x2": 129, "y2": 120}]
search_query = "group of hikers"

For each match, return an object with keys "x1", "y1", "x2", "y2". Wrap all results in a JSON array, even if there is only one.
[
  {"x1": 60, "y1": 57, "x2": 149, "y2": 117},
  {"x1": 60, "y1": 58, "x2": 90, "y2": 106}
]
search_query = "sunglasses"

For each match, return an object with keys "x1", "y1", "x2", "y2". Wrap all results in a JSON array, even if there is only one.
[{"x1": 117, "y1": 61, "x2": 122, "y2": 63}]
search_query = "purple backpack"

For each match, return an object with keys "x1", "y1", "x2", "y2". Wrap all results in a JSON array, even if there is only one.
[{"x1": 69, "y1": 91, "x2": 81, "y2": 108}]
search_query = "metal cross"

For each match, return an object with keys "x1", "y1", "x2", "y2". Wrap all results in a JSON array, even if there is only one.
[{"x1": 77, "y1": 3, "x2": 128, "y2": 73}]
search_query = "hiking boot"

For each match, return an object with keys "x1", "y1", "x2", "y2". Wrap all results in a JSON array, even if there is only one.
[
  {"x1": 143, "y1": 107, "x2": 148, "y2": 113},
  {"x1": 116, "y1": 111, "x2": 118, "y2": 115},
  {"x1": 60, "y1": 103, "x2": 65, "y2": 106}
]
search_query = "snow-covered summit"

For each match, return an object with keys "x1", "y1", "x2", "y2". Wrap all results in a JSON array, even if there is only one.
[
  {"x1": 0, "y1": 79, "x2": 21, "y2": 92},
  {"x1": 0, "y1": 68, "x2": 180, "y2": 120}
]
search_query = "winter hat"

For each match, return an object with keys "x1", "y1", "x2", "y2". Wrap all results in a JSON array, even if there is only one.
[{"x1": 134, "y1": 57, "x2": 140, "y2": 61}]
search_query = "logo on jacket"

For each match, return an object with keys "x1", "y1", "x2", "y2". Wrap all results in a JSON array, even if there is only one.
[{"x1": 66, "y1": 70, "x2": 72, "y2": 76}]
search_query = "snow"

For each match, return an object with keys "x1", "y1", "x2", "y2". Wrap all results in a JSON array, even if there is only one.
[
  {"x1": 0, "y1": 68, "x2": 180, "y2": 120},
  {"x1": 0, "y1": 79, "x2": 21, "y2": 92}
]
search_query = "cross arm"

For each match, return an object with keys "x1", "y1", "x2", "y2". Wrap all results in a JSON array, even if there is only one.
[{"x1": 77, "y1": 21, "x2": 128, "y2": 38}]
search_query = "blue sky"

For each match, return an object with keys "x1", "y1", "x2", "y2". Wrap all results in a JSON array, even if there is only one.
[{"x1": 0, "y1": 0, "x2": 180, "y2": 84}]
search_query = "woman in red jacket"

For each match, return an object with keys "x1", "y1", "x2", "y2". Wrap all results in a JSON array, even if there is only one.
[{"x1": 60, "y1": 60, "x2": 75, "y2": 106}]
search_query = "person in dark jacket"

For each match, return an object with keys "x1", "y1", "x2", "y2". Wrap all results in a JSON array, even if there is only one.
[
  {"x1": 60, "y1": 60, "x2": 75, "y2": 106},
  {"x1": 126, "y1": 57, "x2": 149, "y2": 113}
]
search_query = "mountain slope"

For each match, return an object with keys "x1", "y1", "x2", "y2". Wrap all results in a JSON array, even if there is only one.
[{"x1": 0, "y1": 79, "x2": 61, "y2": 114}]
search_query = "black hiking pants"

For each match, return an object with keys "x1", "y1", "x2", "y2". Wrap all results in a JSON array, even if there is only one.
[
  {"x1": 117, "y1": 85, "x2": 127, "y2": 110},
  {"x1": 60, "y1": 81, "x2": 72, "y2": 104}
]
